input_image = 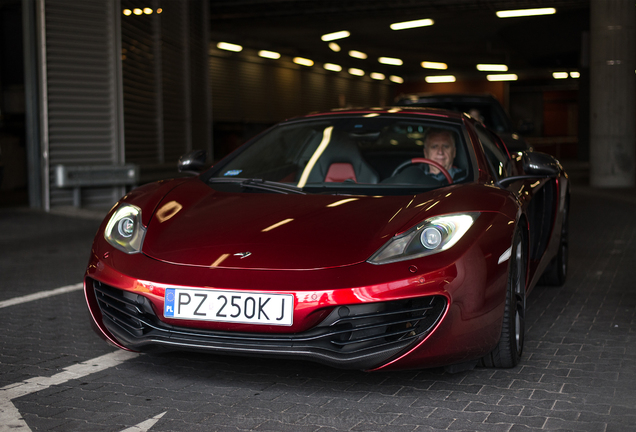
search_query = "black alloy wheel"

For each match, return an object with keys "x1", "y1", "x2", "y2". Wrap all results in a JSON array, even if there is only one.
[{"x1": 481, "y1": 228, "x2": 527, "y2": 368}]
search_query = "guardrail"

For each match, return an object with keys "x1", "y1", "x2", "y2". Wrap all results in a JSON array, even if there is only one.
[{"x1": 54, "y1": 164, "x2": 139, "y2": 207}]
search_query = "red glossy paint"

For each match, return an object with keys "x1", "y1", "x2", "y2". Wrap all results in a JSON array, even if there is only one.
[
  {"x1": 141, "y1": 180, "x2": 514, "y2": 270},
  {"x1": 84, "y1": 108, "x2": 569, "y2": 371}
]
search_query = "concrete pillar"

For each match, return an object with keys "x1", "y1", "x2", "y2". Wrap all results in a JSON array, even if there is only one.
[{"x1": 589, "y1": 0, "x2": 635, "y2": 187}]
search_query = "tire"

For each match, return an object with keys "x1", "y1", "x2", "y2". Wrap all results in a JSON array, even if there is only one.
[
  {"x1": 540, "y1": 197, "x2": 569, "y2": 286},
  {"x1": 482, "y1": 228, "x2": 526, "y2": 368}
]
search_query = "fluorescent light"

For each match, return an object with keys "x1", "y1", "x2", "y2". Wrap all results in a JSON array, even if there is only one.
[
  {"x1": 321, "y1": 31, "x2": 350, "y2": 42},
  {"x1": 370, "y1": 72, "x2": 385, "y2": 80},
  {"x1": 349, "y1": 50, "x2": 367, "y2": 59},
  {"x1": 553, "y1": 72, "x2": 569, "y2": 79},
  {"x1": 421, "y1": 61, "x2": 447, "y2": 70},
  {"x1": 487, "y1": 74, "x2": 518, "y2": 81},
  {"x1": 389, "y1": 75, "x2": 404, "y2": 84},
  {"x1": 323, "y1": 63, "x2": 342, "y2": 72},
  {"x1": 258, "y1": 50, "x2": 280, "y2": 59},
  {"x1": 570, "y1": 71, "x2": 580, "y2": 78},
  {"x1": 425, "y1": 75, "x2": 456, "y2": 83},
  {"x1": 328, "y1": 42, "x2": 341, "y2": 52},
  {"x1": 476, "y1": 64, "x2": 508, "y2": 72},
  {"x1": 390, "y1": 18, "x2": 434, "y2": 30},
  {"x1": 216, "y1": 42, "x2": 243, "y2": 52},
  {"x1": 293, "y1": 57, "x2": 314, "y2": 67},
  {"x1": 348, "y1": 68, "x2": 365, "y2": 76},
  {"x1": 496, "y1": 8, "x2": 556, "y2": 18},
  {"x1": 379, "y1": 57, "x2": 403, "y2": 66}
]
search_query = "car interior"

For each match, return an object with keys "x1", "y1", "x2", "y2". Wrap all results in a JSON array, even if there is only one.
[{"x1": 211, "y1": 117, "x2": 474, "y2": 191}]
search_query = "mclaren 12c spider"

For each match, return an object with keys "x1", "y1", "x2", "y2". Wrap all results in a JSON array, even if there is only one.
[{"x1": 85, "y1": 108, "x2": 569, "y2": 372}]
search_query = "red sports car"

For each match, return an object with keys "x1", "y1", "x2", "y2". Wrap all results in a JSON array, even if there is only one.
[{"x1": 84, "y1": 108, "x2": 569, "y2": 372}]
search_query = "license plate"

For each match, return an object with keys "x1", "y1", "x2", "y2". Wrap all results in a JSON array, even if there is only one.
[{"x1": 163, "y1": 288, "x2": 293, "y2": 326}]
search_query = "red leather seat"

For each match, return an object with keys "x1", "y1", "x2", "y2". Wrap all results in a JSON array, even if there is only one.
[{"x1": 306, "y1": 130, "x2": 379, "y2": 183}]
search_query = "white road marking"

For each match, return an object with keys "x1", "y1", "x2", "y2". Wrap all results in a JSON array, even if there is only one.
[
  {"x1": 0, "y1": 351, "x2": 139, "y2": 432},
  {"x1": 120, "y1": 411, "x2": 167, "y2": 432},
  {"x1": 0, "y1": 399, "x2": 28, "y2": 431},
  {"x1": 0, "y1": 283, "x2": 83, "y2": 309},
  {"x1": 1, "y1": 285, "x2": 164, "y2": 431}
]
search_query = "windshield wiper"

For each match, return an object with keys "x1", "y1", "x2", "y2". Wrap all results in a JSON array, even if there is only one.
[{"x1": 209, "y1": 178, "x2": 306, "y2": 195}]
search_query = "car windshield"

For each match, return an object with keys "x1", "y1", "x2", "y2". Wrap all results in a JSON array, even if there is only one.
[{"x1": 206, "y1": 115, "x2": 474, "y2": 195}]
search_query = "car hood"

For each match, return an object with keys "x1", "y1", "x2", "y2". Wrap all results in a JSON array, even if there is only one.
[{"x1": 141, "y1": 179, "x2": 498, "y2": 270}]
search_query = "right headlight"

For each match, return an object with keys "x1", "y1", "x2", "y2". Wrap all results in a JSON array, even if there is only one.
[
  {"x1": 368, "y1": 212, "x2": 479, "y2": 265},
  {"x1": 104, "y1": 204, "x2": 146, "y2": 254}
]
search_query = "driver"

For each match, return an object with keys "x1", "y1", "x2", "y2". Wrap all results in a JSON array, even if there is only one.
[
  {"x1": 421, "y1": 128, "x2": 463, "y2": 182},
  {"x1": 381, "y1": 127, "x2": 465, "y2": 185}
]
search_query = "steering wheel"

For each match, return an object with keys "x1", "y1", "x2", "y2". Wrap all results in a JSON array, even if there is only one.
[{"x1": 391, "y1": 158, "x2": 453, "y2": 184}]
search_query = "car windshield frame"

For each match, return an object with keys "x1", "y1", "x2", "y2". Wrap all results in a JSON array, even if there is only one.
[{"x1": 202, "y1": 113, "x2": 478, "y2": 196}]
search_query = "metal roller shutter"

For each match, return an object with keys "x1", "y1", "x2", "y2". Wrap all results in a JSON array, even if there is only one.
[
  {"x1": 121, "y1": 0, "x2": 159, "y2": 165},
  {"x1": 43, "y1": 0, "x2": 122, "y2": 209},
  {"x1": 122, "y1": 0, "x2": 208, "y2": 179}
]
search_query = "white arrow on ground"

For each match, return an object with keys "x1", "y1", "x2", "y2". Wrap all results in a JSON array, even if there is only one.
[
  {"x1": 120, "y1": 411, "x2": 167, "y2": 432},
  {"x1": 0, "y1": 350, "x2": 138, "y2": 432}
]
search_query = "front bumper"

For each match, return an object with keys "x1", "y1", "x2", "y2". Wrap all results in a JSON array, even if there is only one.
[{"x1": 88, "y1": 278, "x2": 447, "y2": 370}]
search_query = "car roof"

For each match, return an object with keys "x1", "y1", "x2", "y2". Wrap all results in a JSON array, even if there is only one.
[
  {"x1": 285, "y1": 107, "x2": 468, "y2": 123},
  {"x1": 394, "y1": 93, "x2": 500, "y2": 104}
]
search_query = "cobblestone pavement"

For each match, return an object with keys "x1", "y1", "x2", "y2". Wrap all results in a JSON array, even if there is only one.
[{"x1": 1, "y1": 185, "x2": 635, "y2": 432}]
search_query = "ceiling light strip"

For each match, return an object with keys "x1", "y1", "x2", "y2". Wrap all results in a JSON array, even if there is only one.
[
  {"x1": 324, "y1": 63, "x2": 342, "y2": 72},
  {"x1": 421, "y1": 61, "x2": 447, "y2": 70},
  {"x1": 217, "y1": 42, "x2": 243, "y2": 52},
  {"x1": 425, "y1": 75, "x2": 456, "y2": 83},
  {"x1": 487, "y1": 74, "x2": 518, "y2": 81},
  {"x1": 349, "y1": 50, "x2": 367, "y2": 59},
  {"x1": 476, "y1": 64, "x2": 508, "y2": 71},
  {"x1": 379, "y1": 57, "x2": 403, "y2": 66},
  {"x1": 390, "y1": 18, "x2": 434, "y2": 30},
  {"x1": 496, "y1": 8, "x2": 556, "y2": 18},
  {"x1": 258, "y1": 50, "x2": 280, "y2": 59},
  {"x1": 293, "y1": 57, "x2": 314, "y2": 67},
  {"x1": 321, "y1": 31, "x2": 350, "y2": 41}
]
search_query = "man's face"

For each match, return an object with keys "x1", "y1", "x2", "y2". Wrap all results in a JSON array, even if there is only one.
[{"x1": 423, "y1": 132, "x2": 456, "y2": 173}]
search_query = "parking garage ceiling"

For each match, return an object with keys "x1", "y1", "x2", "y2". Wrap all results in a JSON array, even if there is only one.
[{"x1": 209, "y1": 0, "x2": 590, "y2": 81}]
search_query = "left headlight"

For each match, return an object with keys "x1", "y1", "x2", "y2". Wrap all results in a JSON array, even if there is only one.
[
  {"x1": 368, "y1": 212, "x2": 479, "y2": 265},
  {"x1": 104, "y1": 204, "x2": 146, "y2": 254}
]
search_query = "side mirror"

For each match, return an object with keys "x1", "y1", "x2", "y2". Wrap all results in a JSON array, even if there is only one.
[
  {"x1": 178, "y1": 150, "x2": 208, "y2": 174},
  {"x1": 522, "y1": 151, "x2": 560, "y2": 176},
  {"x1": 496, "y1": 151, "x2": 561, "y2": 188}
]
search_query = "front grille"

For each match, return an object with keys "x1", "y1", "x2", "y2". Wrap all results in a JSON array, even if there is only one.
[{"x1": 92, "y1": 280, "x2": 446, "y2": 369}]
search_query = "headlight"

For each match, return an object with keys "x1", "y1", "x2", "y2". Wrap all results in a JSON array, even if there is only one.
[
  {"x1": 104, "y1": 204, "x2": 146, "y2": 254},
  {"x1": 368, "y1": 213, "x2": 479, "y2": 265}
]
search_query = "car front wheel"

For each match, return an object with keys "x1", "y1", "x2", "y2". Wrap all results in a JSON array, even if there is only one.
[{"x1": 482, "y1": 228, "x2": 526, "y2": 368}]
